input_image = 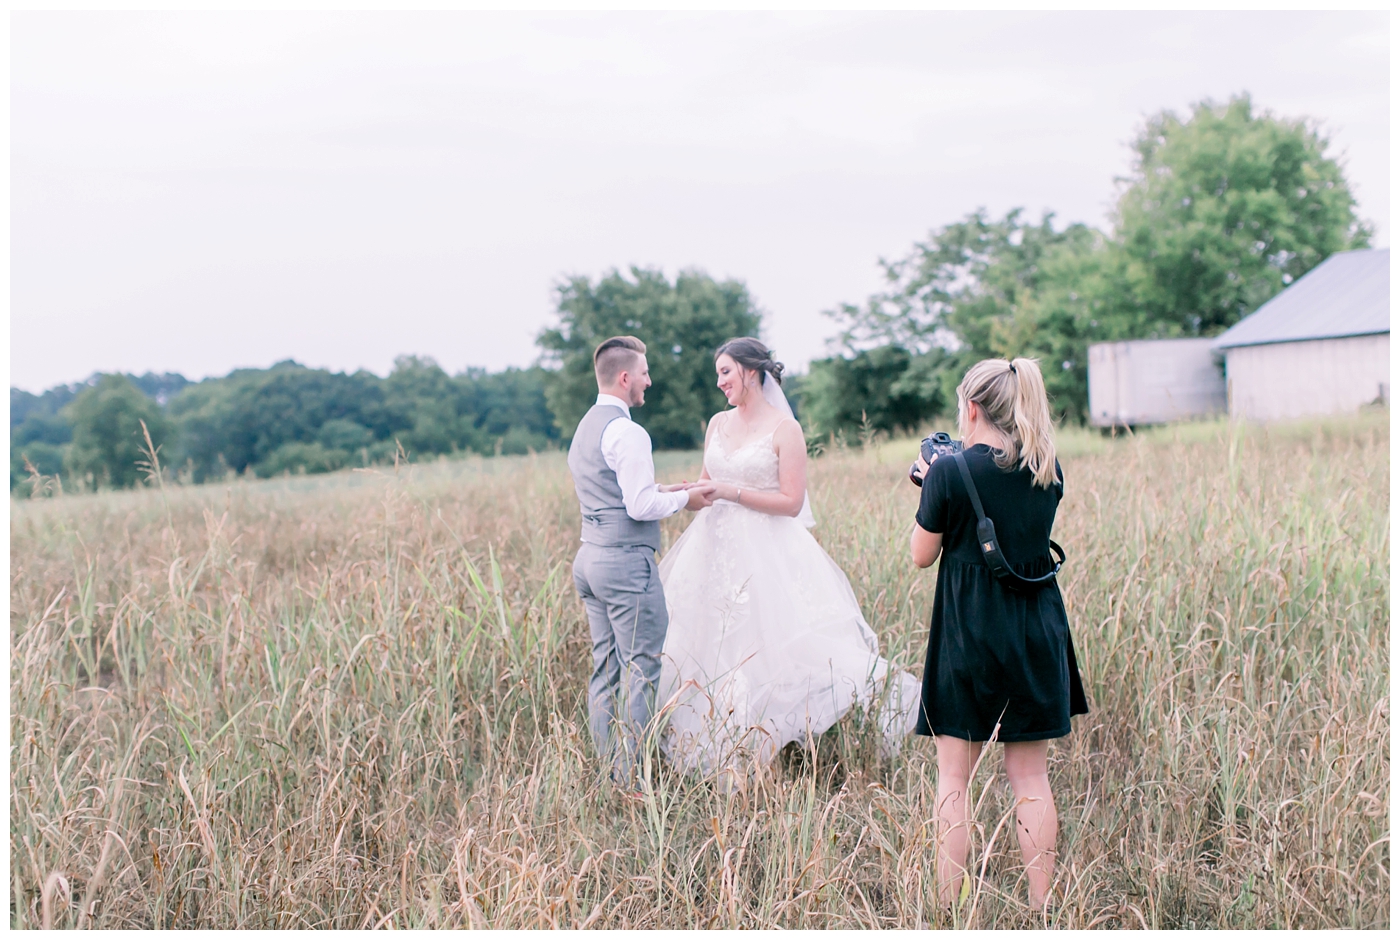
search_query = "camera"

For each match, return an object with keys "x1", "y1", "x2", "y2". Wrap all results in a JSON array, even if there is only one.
[{"x1": 908, "y1": 432, "x2": 963, "y2": 487}]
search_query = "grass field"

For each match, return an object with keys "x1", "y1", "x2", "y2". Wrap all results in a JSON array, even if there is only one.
[{"x1": 9, "y1": 411, "x2": 1390, "y2": 928}]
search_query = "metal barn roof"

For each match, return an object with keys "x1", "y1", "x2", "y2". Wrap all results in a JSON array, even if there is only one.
[{"x1": 1213, "y1": 248, "x2": 1390, "y2": 350}]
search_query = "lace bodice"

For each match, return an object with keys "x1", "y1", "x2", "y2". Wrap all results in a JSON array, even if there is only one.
[{"x1": 705, "y1": 432, "x2": 780, "y2": 491}]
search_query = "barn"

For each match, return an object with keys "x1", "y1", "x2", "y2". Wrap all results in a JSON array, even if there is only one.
[{"x1": 1212, "y1": 248, "x2": 1390, "y2": 422}]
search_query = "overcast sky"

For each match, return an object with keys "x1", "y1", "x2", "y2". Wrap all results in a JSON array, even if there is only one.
[{"x1": 11, "y1": 11, "x2": 1390, "y2": 392}]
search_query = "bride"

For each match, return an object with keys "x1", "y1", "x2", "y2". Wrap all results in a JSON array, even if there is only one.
[{"x1": 657, "y1": 337, "x2": 919, "y2": 782}]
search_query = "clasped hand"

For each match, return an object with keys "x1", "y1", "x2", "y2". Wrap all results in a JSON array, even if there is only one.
[{"x1": 659, "y1": 479, "x2": 718, "y2": 510}]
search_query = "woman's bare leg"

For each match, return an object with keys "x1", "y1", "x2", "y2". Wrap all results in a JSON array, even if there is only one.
[
  {"x1": 933, "y1": 735, "x2": 982, "y2": 905},
  {"x1": 1003, "y1": 739, "x2": 1056, "y2": 910}
]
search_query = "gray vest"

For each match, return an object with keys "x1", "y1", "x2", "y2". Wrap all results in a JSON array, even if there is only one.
[{"x1": 568, "y1": 403, "x2": 662, "y2": 551}]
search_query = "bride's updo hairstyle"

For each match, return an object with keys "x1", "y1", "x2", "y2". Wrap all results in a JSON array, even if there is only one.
[
  {"x1": 957, "y1": 357, "x2": 1060, "y2": 489},
  {"x1": 715, "y1": 337, "x2": 785, "y2": 385}
]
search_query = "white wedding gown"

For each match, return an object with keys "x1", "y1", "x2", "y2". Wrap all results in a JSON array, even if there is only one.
[{"x1": 657, "y1": 429, "x2": 921, "y2": 778}]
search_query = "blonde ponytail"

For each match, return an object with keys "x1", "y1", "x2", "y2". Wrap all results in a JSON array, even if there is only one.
[
  {"x1": 1007, "y1": 358, "x2": 1059, "y2": 487},
  {"x1": 955, "y1": 357, "x2": 1060, "y2": 488}
]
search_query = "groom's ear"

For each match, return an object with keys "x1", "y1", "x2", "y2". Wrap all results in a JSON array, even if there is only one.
[{"x1": 614, "y1": 355, "x2": 641, "y2": 388}]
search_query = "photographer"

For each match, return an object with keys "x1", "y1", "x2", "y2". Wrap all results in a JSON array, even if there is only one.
[{"x1": 908, "y1": 357, "x2": 1088, "y2": 912}]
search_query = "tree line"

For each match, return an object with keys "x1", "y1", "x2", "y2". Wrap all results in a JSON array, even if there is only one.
[
  {"x1": 11, "y1": 94, "x2": 1371, "y2": 495},
  {"x1": 11, "y1": 360, "x2": 558, "y2": 493}
]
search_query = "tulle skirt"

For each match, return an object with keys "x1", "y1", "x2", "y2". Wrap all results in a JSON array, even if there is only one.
[{"x1": 657, "y1": 500, "x2": 919, "y2": 777}]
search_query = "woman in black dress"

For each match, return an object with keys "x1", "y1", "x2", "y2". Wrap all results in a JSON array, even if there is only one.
[{"x1": 909, "y1": 357, "x2": 1087, "y2": 911}]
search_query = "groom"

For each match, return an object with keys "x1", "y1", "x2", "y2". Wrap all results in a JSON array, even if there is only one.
[{"x1": 568, "y1": 335, "x2": 715, "y2": 786}]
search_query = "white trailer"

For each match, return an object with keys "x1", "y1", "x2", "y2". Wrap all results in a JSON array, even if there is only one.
[{"x1": 1087, "y1": 338, "x2": 1227, "y2": 428}]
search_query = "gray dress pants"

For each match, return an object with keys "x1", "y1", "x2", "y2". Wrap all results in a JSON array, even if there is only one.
[{"x1": 572, "y1": 541, "x2": 669, "y2": 784}]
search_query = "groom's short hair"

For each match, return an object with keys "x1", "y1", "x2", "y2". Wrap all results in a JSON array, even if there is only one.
[{"x1": 594, "y1": 336, "x2": 647, "y2": 386}]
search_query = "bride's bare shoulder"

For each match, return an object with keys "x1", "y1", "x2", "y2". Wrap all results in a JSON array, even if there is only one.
[
  {"x1": 704, "y1": 410, "x2": 731, "y2": 440},
  {"x1": 773, "y1": 416, "x2": 806, "y2": 447}
]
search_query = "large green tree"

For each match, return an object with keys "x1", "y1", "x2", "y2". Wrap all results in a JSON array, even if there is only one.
[
  {"x1": 829, "y1": 209, "x2": 1098, "y2": 357},
  {"x1": 1114, "y1": 93, "x2": 1371, "y2": 335},
  {"x1": 820, "y1": 209, "x2": 1105, "y2": 424},
  {"x1": 63, "y1": 374, "x2": 173, "y2": 489},
  {"x1": 537, "y1": 267, "x2": 763, "y2": 449},
  {"x1": 818, "y1": 93, "x2": 1372, "y2": 426},
  {"x1": 800, "y1": 345, "x2": 950, "y2": 439}
]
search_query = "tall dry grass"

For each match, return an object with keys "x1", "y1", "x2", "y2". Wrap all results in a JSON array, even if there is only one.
[{"x1": 9, "y1": 412, "x2": 1389, "y2": 928}]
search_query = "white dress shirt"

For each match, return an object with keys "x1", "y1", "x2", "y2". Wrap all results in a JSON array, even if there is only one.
[{"x1": 596, "y1": 394, "x2": 690, "y2": 522}]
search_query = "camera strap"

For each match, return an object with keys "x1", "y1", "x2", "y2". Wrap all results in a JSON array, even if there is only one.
[{"x1": 952, "y1": 451, "x2": 1065, "y2": 594}]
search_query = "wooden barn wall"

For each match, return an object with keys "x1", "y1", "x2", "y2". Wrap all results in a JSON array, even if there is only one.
[{"x1": 1225, "y1": 333, "x2": 1390, "y2": 421}]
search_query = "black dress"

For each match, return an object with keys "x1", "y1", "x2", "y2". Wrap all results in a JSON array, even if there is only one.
[{"x1": 914, "y1": 444, "x2": 1088, "y2": 742}]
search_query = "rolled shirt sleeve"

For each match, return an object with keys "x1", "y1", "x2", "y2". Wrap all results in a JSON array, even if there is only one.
[{"x1": 600, "y1": 418, "x2": 691, "y2": 522}]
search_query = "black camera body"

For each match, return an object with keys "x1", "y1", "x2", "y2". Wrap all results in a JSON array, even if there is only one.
[
  {"x1": 909, "y1": 432, "x2": 963, "y2": 487},
  {"x1": 920, "y1": 431, "x2": 963, "y2": 463}
]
